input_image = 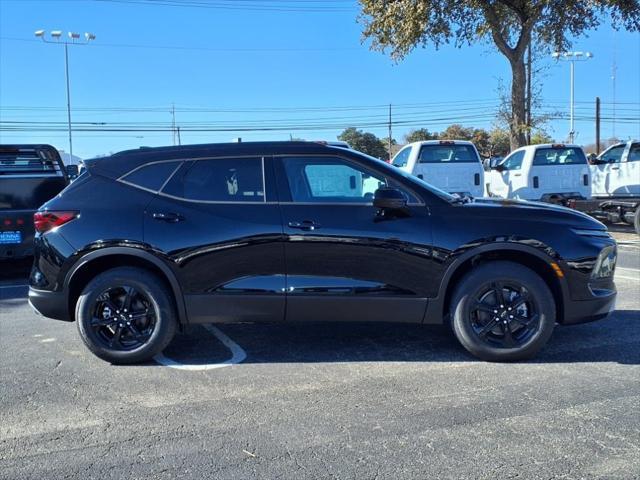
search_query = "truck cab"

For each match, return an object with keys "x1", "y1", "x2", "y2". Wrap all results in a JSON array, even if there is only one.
[
  {"x1": 590, "y1": 140, "x2": 640, "y2": 198},
  {"x1": 391, "y1": 140, "x2": 484, "y2": 198},
  {"x1": 487, "y1": 144, "x2": 591, "y2": 203}
]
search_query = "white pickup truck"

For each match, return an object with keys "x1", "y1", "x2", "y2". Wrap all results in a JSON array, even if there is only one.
[
  {"x1": 391, "y1": 140, "x2": 485, "y2": 198},
  {"x1": 486, "y1": 143, "x2": 591, "y2": 203},
  {"x1": 568, "y1": 140, "x2": 640, "y2": 234}
]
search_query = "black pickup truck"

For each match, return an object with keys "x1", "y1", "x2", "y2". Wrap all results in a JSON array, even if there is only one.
[{"x1": 1, "y1": 145, "x2": 69, "y2": 260}]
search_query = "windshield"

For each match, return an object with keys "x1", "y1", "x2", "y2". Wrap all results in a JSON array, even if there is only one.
[
  {"x1": 357, "y1": 152, "x2": 456, "y2": 203},
  {"x1": 418, "y1": 144, "x2": 479, "y2": 164}
]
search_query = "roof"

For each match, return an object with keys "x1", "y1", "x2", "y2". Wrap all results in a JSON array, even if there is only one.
[{"x1": 83, "y1": 141, "x2": 340, "y2": 179}]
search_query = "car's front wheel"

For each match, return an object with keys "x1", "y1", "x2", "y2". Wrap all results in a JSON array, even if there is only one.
[
  {"x1": 76, "y1": 267, "x2": 177, "y2": 364},
  {"x1": 450, "y1": 261, "x2": 556, "y2": 361}
]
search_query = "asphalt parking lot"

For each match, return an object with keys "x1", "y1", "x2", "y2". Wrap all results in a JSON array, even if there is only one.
[{"x1": 1, "y1": 230, "x2": 639, "y2": 480}]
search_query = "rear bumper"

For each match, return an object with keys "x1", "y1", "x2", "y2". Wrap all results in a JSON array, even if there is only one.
[
  {"x1": 28, "y1": 287, "x2": 72, "y2": 322},
  {"x1": 562, "y1": 289, "x2": 616, "y2": 325}
]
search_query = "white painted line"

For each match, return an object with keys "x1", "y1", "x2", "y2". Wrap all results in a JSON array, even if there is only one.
[
  {"x1": 618, "y1": 267, "x2": 640, "y2": 273},
  {"x1": 616, "y1": 274, "x2": 640, "y2": 282},
  {"x1": 154, "y1": 324, "x2": 247, "y2": 371}
]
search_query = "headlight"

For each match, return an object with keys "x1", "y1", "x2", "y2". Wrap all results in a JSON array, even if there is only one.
[{"x1": 591, "y1": 245, "x2": 617, "y2": 279}]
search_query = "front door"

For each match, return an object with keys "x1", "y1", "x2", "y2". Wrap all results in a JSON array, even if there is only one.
[
  {"x1": 274, "y1": 154, "x2": 436, "y2": 324},
  {"x1": 490, "y1": 149, "x2": 526, "y2": 199},
  {"x1": 144, "y1": 156, "x2": 286, "y2": 324}
]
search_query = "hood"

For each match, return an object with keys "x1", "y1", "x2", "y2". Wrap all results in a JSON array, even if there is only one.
[{"x1": 466, "y1": 197, "x2": 606, "y2": 230}]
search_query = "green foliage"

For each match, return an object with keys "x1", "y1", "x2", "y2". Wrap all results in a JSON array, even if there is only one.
[
  {"x1": 338, "y1": 127, "x2": 389, "y2": 159},
  {"x1": 530, "y1": 130, "x2": 554, "y2": 145},
  {"x1": 358, "y1": 1, "x2": 640, "y2": 148},
  {"x1": 488, "y1": 127, "x2": 511, "y2": 157},
  {"x1": 404, "y1": 128, "x2": 439, "y2": 143}
]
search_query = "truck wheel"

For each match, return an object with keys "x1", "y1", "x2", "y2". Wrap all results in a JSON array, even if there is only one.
[
  {"x1": 450, "y1": 261, "x2": 556, "y2": 362},
  {"x1": 76, "y1": 267, "x2": 177, "y2": 364}
]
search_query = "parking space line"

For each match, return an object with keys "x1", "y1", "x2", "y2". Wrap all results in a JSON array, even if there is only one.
[{"x1": 154, "y1": 324, "x2": 247, "y2": 371}]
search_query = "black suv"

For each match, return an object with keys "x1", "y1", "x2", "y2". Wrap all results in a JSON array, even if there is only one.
[{"x1": 29, "y1": 142, "x2": 617, "y2": 363}]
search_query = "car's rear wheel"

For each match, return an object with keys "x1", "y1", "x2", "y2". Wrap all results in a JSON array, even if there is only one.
[
  {"x1": 76, "y1": 267, "x2": 177, "y2": 364},
  {"x1": 450, "y1": 261, "x2": 555, "y2": 361}
]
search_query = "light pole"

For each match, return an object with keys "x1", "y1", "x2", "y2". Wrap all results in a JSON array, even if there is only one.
[
  {"x1": 551, "y1": 51, "x2": 593, "y2": 144},
  {"x1": 35, "y1": 30, "x2": 96, "y2": 160}
]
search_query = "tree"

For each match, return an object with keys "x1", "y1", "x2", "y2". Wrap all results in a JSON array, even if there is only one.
[
  {"x1": 404, "y1": 128, "x2": 438, "y2": 143},
  {"x1": 488, "y1": 127, "x2": 511, "y2": 157},
  {"x1": 338, "y1": 127, "x2": 389, "y2": 159},
  {"x1": 530, "y1": 130, "x2": 554, "y2": 145},
  {"x1": 358, "y1": 1, "x2": 640, "y2": 149}
]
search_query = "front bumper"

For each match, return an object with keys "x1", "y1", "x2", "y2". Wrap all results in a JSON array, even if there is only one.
[
  {"x1": 28, "y1": 287, "x2": 72, "y2": 322},
  {"x1": 562, "y1": 288, "x2": 616, "y2": 325}
]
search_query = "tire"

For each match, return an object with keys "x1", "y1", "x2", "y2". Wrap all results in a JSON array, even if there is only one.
[
  {"x1": 450, "y1": 261, "x2": 555, "y2": 362},
  {"x1": 76, "y1": 267, "x2": 177, "y2": 364},
  {"x1": 634, "y1": 206, "x2": 640, "y2": 236}
]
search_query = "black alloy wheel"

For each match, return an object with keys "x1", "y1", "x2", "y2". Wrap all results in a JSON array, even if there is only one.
[{"x1": 450, "y1": 261, "x2": 556, "y2": 361}]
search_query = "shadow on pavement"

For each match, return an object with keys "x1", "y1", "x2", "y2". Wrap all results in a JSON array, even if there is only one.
[{"x1": 159, "y1": 310, "x2": 640, "y2": 366}]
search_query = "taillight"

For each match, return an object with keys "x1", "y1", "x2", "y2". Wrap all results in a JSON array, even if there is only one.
[{"x1": 34, "y1": 211, "x2": 78, "y2": 234}]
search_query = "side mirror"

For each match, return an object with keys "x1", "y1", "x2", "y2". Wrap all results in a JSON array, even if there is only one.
[
  {"x1": 65, "y1": 164, "x2": 79, "y2": 179},
  {"x1": 373, "y1": 187, "x2": 407, "y2": 211},
  {"x1": 493, "y1": 163, "x2": 505, "y2": 172}
]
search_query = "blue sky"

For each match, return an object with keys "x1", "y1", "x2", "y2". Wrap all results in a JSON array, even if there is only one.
[{"x1": 1, "y1": 0, "x2": 639, "y2": 159}]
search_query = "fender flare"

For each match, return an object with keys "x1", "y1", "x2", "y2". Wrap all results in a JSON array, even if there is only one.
[
  {"x1": 64, "y1": 246, "x2": 189, "y2": 325},
  {"x1": 424, "y1": 241, "x2": 570, "y2": 324}
]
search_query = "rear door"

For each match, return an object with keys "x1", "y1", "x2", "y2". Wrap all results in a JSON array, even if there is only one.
[
  {"x1": 143, "y1": 156, "x2": 286, "y2": 324},
  {"x1": 609, "y1": 142, "x2": 640, "y2": 197},
  {"x1": 275, "y1": 154, "x2": 437, "y2": 324},
  {"x1": 413, "y1": 142, "x2": 484, "y2": 197},
  {"x1": 529, "y1": 146, "x2": 590, "y2": 199}
]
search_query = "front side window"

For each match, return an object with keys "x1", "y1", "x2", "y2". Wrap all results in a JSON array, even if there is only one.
[
  {"x1": 532, "y1": 147, "x2": 587, "y2": 166},
  {"x1": 418, "y1": 144, "x2": 479, "y2": 164},
  {"x1": 500, "y1": 150, "x2": 525, "y2": 171},
  {"x1": 600, "y1": 145, "x2": 625, "y2": 163},
  {"x1": 392, "y1": 146, "x2": 412, "y2": 167},
  {"x1": 163, "y1": 157, "x2": 264, "y2": 202},
  {"x1": 282, "y1": 156, "x2": 415, "y2": 204}
]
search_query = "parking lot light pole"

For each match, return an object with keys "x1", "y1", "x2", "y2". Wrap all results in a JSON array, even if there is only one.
[
  {"x1": 35, "y1": 30, "x2": 96, "y2": 161},
  {"x1": 551, "y1": 51, "x2": 594, "y2": 144}
]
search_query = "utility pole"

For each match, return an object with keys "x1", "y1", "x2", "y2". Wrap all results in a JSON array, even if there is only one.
[
  {"x1": 35, "y1": 29, "x2": 96, "y2": 161},
  {"x1": 388, "y1": 104, "x2": 392, "y2": 160},
  {"x1": 177, "y1": 126, "x2": 182, "y2": 146},
  {"x1": 595, "y1": 97, "x2": 601, "y2": 154},
  {"x1": 526, "y1": 45, "x2": 532, "y2": 144},
  {"x1": 171, "y1": 103, "x2": 177, "y2": 146}
]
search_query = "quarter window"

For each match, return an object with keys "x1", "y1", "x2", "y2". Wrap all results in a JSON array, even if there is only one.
[
  {"x1": 163, "y1": 157, "x2": 264, "y2": 202},
  {"x1": 121, "y1": 161, "x2": 181, "y2": 191}
]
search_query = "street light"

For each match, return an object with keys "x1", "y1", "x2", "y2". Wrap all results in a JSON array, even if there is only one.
[
  {"x1": 552, "y1": 50, "x2": 594, "y2": 143},
  {"x1": 35, "y1": 29, "x2": 96, "y2": 160}
]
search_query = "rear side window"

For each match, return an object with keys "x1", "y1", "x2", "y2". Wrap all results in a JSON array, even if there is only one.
[
  {"x1": 628, "y1": 143, "x2": 640, "y2": 162},
  {"x1": 121, "y1": 161, "x2": 181, "y2": 191},
  {"x1": 0, "y1": 149, "x2": 61, "y2": 174},
  {"x1": 163, "y1": 157, "x2": 264, "y2": 202},
  {"x1": 532, "y1": 147, "x2": 587, "y2": 166},
  {"x1": 418, "y1": 144, "x2": 479, "y2": 164}
]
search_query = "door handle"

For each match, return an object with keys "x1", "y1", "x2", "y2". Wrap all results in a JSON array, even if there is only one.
[
  {"x1": 152, "y1": 212, "x2": 184, "y2": 223},
  {"x1": 513, "y1": 173, "x2": 522, "y2": 177},
  {"x1": 611, "y1": 166, "x2": 620, "y2": 170},
  {"x1": 288, "y1": 220, "x2": 320, "y2": 231}
]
